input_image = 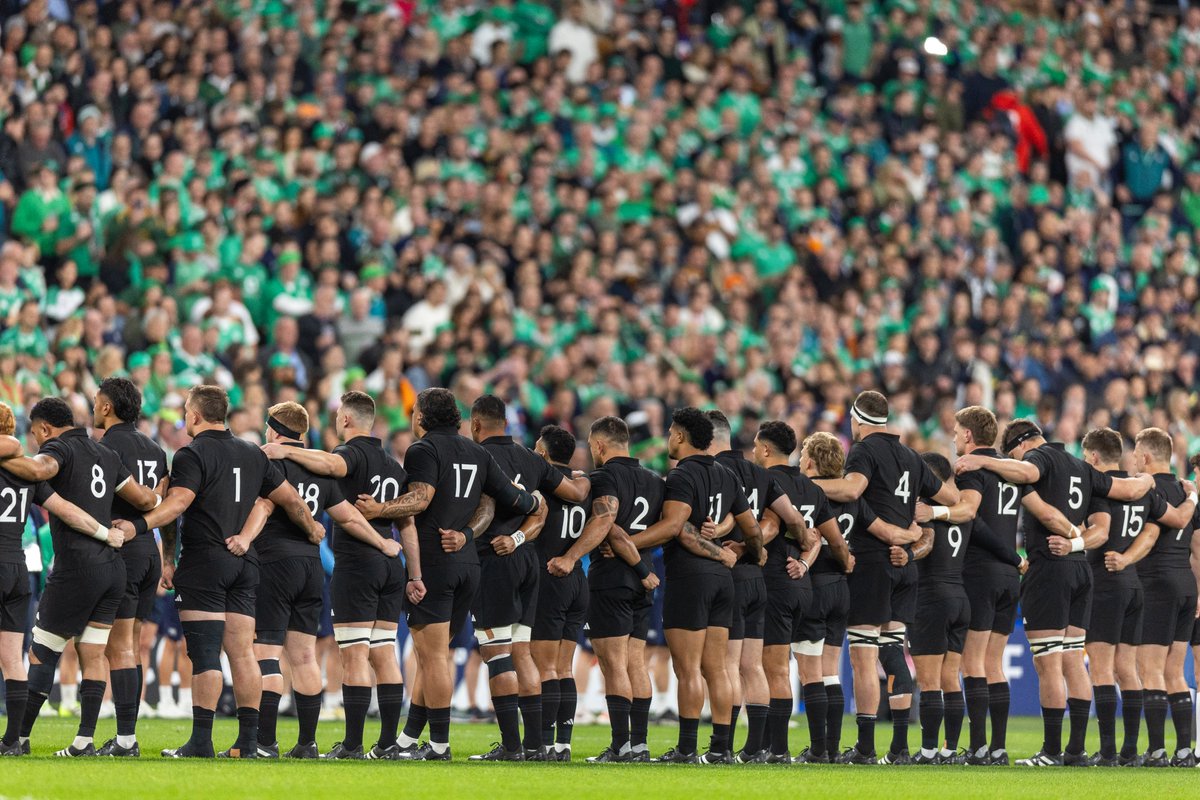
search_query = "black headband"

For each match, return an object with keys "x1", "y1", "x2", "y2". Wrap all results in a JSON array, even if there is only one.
[
  {"x1": 1004, "y1": 426, "x2": 1041, "y2": 453},
  {"x1": 268, "y1": 416, "x2": 303, "y2": 440}
]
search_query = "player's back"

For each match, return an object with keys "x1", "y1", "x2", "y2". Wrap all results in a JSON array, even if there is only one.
[
  {"x1": 1139, "y1": 472, "x2": 1193, "y2": 586},
  {"x1": 0, "y1": 467, "x2": 43, "y2": 567},
  {"x1": 332, "y1": 434, "x2": 406, "y2": 559},
  {"x1": 919, "y1": 520, "x2": 972, "y2": 586},
  {"x1": 1022, "y1": 443, "x2": 1106, "y2": 561},
  {"x1": 539, "y1": 462, "x2": 585, "y2": 566},
  {"x1": 1088, "y1": 471, "x2": 1148, "y2": 590},
  {"x1": 42, "y1": 427, "x2": 127, "y2": 568},
  {"x1": 714, "y1": 450, "x2": 775, "y2": 579},
  {"x1": 956, "y1": 449, "x2": 1022, "y2": 576},
  {"x1": 662, "y1": 454, "x2": 747, "y2": 577},
  {"x1": 102, "y1": 421, "x2": 167, "y2": 558},
  {"x1": 587, "y1": 456, "x2": 663, "y2": 590},
  {"x1": 257, "y1": 448, "x2": 342, "y2": 563},
  {"x1": 768, "y1": 464, "x2": 830, "y2": 580},
  {"x1": 479, "y1": 435, "x2": 562, "y2": 554},
  {"x1": 847, "y1": 432, "x2": 936, "y2": 529}
]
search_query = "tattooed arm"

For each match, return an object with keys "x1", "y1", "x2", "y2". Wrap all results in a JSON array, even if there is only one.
[
  {"x1": 548, "y1": 494, "x2": 618, "y2": 576},
  {"x1": 679, "y1": 520, "x2": 736, "y2": 567},
  {"x1": 356, "y1": 482, "x2": 434, "y2": 520}
]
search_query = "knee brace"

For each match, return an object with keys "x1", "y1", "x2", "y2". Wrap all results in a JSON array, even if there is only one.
[
  {"x1": 31, "y1": 626, "x2": 69, "y2": 664},
  {"x1": 182, "y1": 619, "x2": 226, "y2": 674},
  {"x1": 370, "y1": 625, "x2": 396, "y2": 649},
  {"x1": 1028, "y1": 636, "x2": 1064, "y2": 659},
  {"x1": 1062, "y1": 635, "x2": 1085, "y2": 653},
  {"x1": 333, "y1": 626, "x2": 373, "y2": 649},
  {"x1": 847, "y1": 628, "x2": 880, "y2": 649},
  {"x1": 511, "y1": 624, "x2": 532, "y2": 645},
  {"x1": 79, "y1": 625, "x2": 111, "y2": 646},
  {"x1": 258, "y1": 658, "x2": 282, "y2": 678},
  {"x1": 878, "y1": 641, "x2": 912, "y2": 696},
  {"x1": 791, "y1": 639, "x2": 825, "y2": 657},
  {"x1": 475, "y1": 624, "x2": 513, "y2": 648},
  {"x1": 486, "y1": 653, "x2": 515, "y2": 679}
]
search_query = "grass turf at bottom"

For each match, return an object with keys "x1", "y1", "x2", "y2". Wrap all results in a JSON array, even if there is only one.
[{"x1": 0, "y1": 716, "x2": 1192, "y2": 799}]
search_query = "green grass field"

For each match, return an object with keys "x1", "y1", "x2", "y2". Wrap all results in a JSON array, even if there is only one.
[{"x1": 0, "y1": 715, "x2": 1195, "y2": 799}]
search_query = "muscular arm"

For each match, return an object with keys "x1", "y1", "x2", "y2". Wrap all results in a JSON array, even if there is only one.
[
  {"x1": 628, "y1": 499, "x2": 690, "y2": 550},
  {"x1": 398, "y1": 518, "x2": 421, "y2": 579},
  {"x1": 866, "y1": 516, "x2": 921, "y2": 545},
  {"x1": 140, "y1": 486, "x2": 197, "y2": 562},
  {"x1": 266, "y1": 444, "x2": 348, "y2": 478},
  {"x1": 516, "y1": 492, "x2": 548, "y2": 542},
  {"x1": 1021, "y1": 490, "x2": 1078, "y2": 537},
  {"x1": 815, "y1": 473, "x2": 868, "y2": 503},
  {"x1": 42, "y1": 493, "x2": 114, "y2": 540},
  {"x1": 553, "y1": 473, "x2": 591, "y2": 504},
  {"x1": 371, "y1": 482, "x2": 434, "y2": 520},
  {"x1": 931, "y1": 479, "x2": 960, "y2": 506},
  {"x1": 117, "y1": 478, "x2": 159, "y2": 512},
  {"x1": 910, "y1": 527, "x2": 935, "y2": 560},
  {"x1": 0, "y1": 435, "x2": 23, "y2": 459},
  {"x1": 731, "y1": 508, "x2": 763, "y2": 565},
  {"x1": 1080, "y1": 511, "x2": 1111, "y2": 550},
  {"x1": 1155, "y1": 496, "x2": 1197, "y2": 529},
  {"x1": 956, "y1": 455, "x2": 1039, "y2": 484},
  {"x1": 918, "y1": 489, "x2": 981, "y2": 525},
  {"x1": 560, "y1": 494, "x2": 617, "y2": 565},
  {"x1": 328, "y1": 499, "x2": 394, "y2": 552},
  {"x1": 0, "y1": 453, "x2": 60, "y2": 482},
  {"x1": 268, "y1": 481, "x2": 325, "y2": 539},
  {"x1": 1107, "y1": 522, "x2": 1159, "y2": 571},
  {"x1": 767, "y1": 493, "x2": 810, "y2": 547},
  {"x1": 467, "y1": 494, "x2": 496, "y2": 539},
  {"x1": 760, "y1": 508, "x2": 781, "y2": 545},
  {"x1": 678, "y1": 519, "x2": 731, "y2": 562},
  {"x1": 232, "y1": 497, "x2": 274, "y2": 546},
  {"x1": 817, "y1": 516, "x2": 852, "y2": 570},
  {"x1": 606, "y1": 524, "x2": 643, "y2": 568},
  {"x1": 1105, "y1": 474, "x2": 1156, "y2": 502}
]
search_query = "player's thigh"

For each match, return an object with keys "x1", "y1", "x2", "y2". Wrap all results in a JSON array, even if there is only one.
[
  {"x1": 664, "y1": 627, "x2": 705, "y2": 671},
  {"x1": 1020, "y1": 562, "x2": 1071, "y2": 632},
  {"x1": 700, "y1": 625, "x2": 729, "y2": 675},
  {"x1": 1140, "y1": 590, "x2": 1186, "y2": 648},
  {"x1": 0, "y1": 563, "x2": 30, "y2": 635},
  {"x1": 330, "y1": 559, "x2": 386, "y2": 627},
  {"x1": 889, "y1": 563, "x2": 918, "y2": 627},
  {"x1": 908, "y1": 589, "x2": 950, "y2": 658},
  {"x1": 37, "y1": 567, "x2": 104, "y2": 638},
  {"x1": 847, "y1": 561, "x2": 893, "y2": 627},
  {"x1": 762, "y1": 578, "x2": 802, "y2": 648},
  {"x1": 289, "y1": 559, "x2": 325, "y2": 637},
  {"x1": 1066, "y1": 561, "x2": 1093, "y2": 631},
  {"x1": 532, "y1": 574, "x2": 570, "y2": 644},
  {"x1": 587, "y1": 586, "x2": 637, "y2": 641},
  {"x1": 945, "y1": 591, "x2": 970, "y2": 656}
]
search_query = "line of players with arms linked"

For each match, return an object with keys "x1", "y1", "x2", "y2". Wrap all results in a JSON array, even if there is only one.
[{"x1": 0, "y1": 380, "x2": 1196, "y2": 767}]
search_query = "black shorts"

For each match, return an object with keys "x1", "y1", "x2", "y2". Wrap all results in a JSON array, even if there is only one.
[
  {"x1": 964, "y1": 568, "x2": 1020, "y2": 635},
  {"x1": 812, "y1": 575, "x2": 850, "y2": 647},
  {"x1": 37, "y1": 561, "x2": 126, "y2": 636},
  {"x1": 1021, "y1": 559, "x2": 1092, "y2": 632},
  {"x1": 255, "y1": 557, "x2": 324, "y2": 644},
  {"x1": 174, "y1": 556, "x2": 257, "y2": 617},
  {"x1": 662, "y1": 571, "x2": 735, "y2": 631},
  {"x1": 472, "y1": 549, "x2": 539, "y2": 632},
  {"x1": 533, "y1": 569, "x2": 588, "y2": 642},
  {"x1": 909, "y1": 583, "x2": 970, "y2": 656},
  {"x1": 119, "y1": 546, "x2": 162, "y2": 621},
  {"x1": 763, "y1": 576, "x2": 814, "y2": 647},
  {"x1": 0, "y1": 562, "x2": 30, "y2": 633},
  {"x1": 730, "y1": 576, "x2": 767, "y2": 641},
  {"x1": 409, "y1": 561, "x2": 479, "y2": 637},
  {"x1": 847, "y1": 559, "x2": 907, "y2": 628},
  {"x1": 331, "y1": 555, "x2": 406, "y2": 625},
  {"x1": 587, "y1": 584, "x2": 652, "y2": 640},
  {"x1": 1085, "y1": 585, "x2": 1143, "y2": 646},
  {"x1": 1139, "y1": 585, "x2": 1197, "y2": 647}
]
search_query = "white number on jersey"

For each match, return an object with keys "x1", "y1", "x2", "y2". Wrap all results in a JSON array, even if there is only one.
[
  {"x1": 708, "y1": 493, "x2": 724, "y2": 522},
  {"x1": 91, "y1": 464, "x2": 107, "y2": 499},
  {"x1": 137, "y1": 460, "x2": 159, "y2": 486},
  {"x1": 1068, "y1": 476, "x2": 1083, "y2": 510},
  {"x1": 629, "y1": 497, "x2": 651, "y2": 531},
  {"x1": 799, "y1": 504, "x2": 815, "y2": 527},
  {"x1": 997, "y1": 482, "x2": 1019, "y2": 516},
  {"x1": 452, "y1": 463, "x2": 478, "y2": 499},
  {"x1": 837, "y1": 512, "x2": 854, "y2": 545},
  {"x1": 947, "y1": 525, "x2": 963, "y2": 558},
  {"x1": 370, "y1": 474, "x2": 402, "y2": 502},
  {"x1": 746, "y1": 488, "x2": 760, "y2": 519},
  {"x1": 0, "y1": 487, "x2": 29, "y2": 523},
  {"x1": 894, "y1": 471, "x2": 911, "y2": 503},
  {"x1": 1121, "y1": 504, "x2": 1144, "y2": 538},
  {"x1": 232, "y1": 466, "x2": 241, "y2": 502},
  {"x1": 560, "y1": 505, "x2": 586, "y2": 539},
  {"x1": 297, "y1": 482, "x2": 320, "y2": 516}
]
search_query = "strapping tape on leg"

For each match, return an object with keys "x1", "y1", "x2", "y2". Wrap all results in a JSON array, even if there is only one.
[
  {"x1": 1062, "y1": 635, "x2": 1085, "y2": 653},
  {"x1": 791, "y1": 639, "x2": 826, "y2": 657},
  {"x1": 258, "y1": 658, "x2": 282, "y2": 677},
  {"x1": 475, "y1": 624, "x2": 513, "y2": 648},
  {"x1": 1028, "y1": 637, "x2": 1064, "y2": 658},
  {"x1": 486, "y1": 653, "x2": 515, "y2": 678},
  {"x1": 182, "y1": 619, "x2": 226, "y2": 674},
  {"x1": 79, "y1": 625, "x2": 111, "y2": 645},
  {"x1": 823, "y1": 676, "x2": 841, "y2": 686},
  {"x1": 334, "y1": 626, "x2": 373, "y2": 649},
  {"x1": 847, "y1": 628, "x2": 879, "y2": 649},
  {"x1": 511, "y1": 624, "x2": 532, "y2": 644},
  {"x1": 370, "y1": 625, "x2": 396, "y2": 649},
  {"x1": 31, "y1": 626, "x2": 69, "y2": 655},
  {"x1": 878, "y1": 627, "x2": 906, "y2": 646}
]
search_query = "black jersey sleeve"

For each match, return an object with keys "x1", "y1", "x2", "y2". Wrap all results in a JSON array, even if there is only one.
[
  {"x1": 589, "y1": 468, "x2": 617, "y2": 503},
  {"x1": 955, "y1": 468, "x2": 985, "y2": 496},
  {"x1": 857, "y1": 499, "x2": 878, "y2": 530},
  {"x1": 765, "y1": 474, "x2": 785, "y2": 507},
  {"x1": 663, "y1": 469, "x2": 696, "y2": 508},
  {"x1": 403, "y1": 440, "x2": 439, "y2": 486},
  {"x1": 814, "y1": 493, "x2": 835, "y2": 527},
  {"x1": 1088, "y1": 464, "x2": 1114, "y2": 498},
  {"x1": 1024, "y1": 447, "x2": 1053, "y2": 485},
  {"x1": 916, "y1": 457, "x2": 941, "y2": 499},
  {"x1": 38, "y1": 437, "x2": 69, "y2": 468},
  {"x1": 534, "y1": 457, "x2": 565, "y2": 495},
  {"x1": 260, "y1": 457, "x2": 285, "y2": 498},
  {"x1": 969, "y1": 514, "x2": 1022, "y2": 565},
  {"x1": 843, "y1": 444, "x2": 874, "y2": 479},
  {"x1": 168, "y1": 446, "x2": 204, "y2": 494},
  {"x1": 333, "y1": 443, "x2": 361, "y2": 477},
  {"x1": 1146, "y1": 488, "x2": 1170, "y2": 522},
  {"x1": 33, "y1": 481, "x2": 53, "y2": 506},
  {"x1": 113, "y1": 456, "x2": 132, "y2": 489}
]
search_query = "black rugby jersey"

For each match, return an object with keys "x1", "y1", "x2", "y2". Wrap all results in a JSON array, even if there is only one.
[
  {"x1": 479, "y1": 435, "x2": 564, "y2": 554},
  {"x1": 586, "y1": 456, "x2": 663, "y2": 591},
  {"x1": 918, "y1": 520, "x2": 972, "y2": 585},
  {"x1": 1021, "y1": 443, "x2": 1112, "y2": 562},
  {"x1": 257, "y1": 442, "x2": 344, "y2": 563},
  {"x1": 843, "y1": 432, "x2": 941, "y2": 560},
  {"x1": 714, "y1": 450, "x2": 783, "y2": 579},
  {"x1": 41, "y1": 427, "x2": 130, "y2": 569},
  {"x1": 331, "y1": 435, "x2": 407, "y2": 559},
  {"x1": 956, "y1": 448, "x2": 1024, "y2": 576},
  {"x1": 768, "y1": 464, "x2": 833, "y2": 580},
  {"x1": 661, "y1": 454, "x2": 749, "y2": 578},
  {"x1": 101, "y1": 421, "x2": 167, "y2": 560},
  {"x1": 1137, "y1": 472, "x2": 1194, "y2": 595},
  {"x1": 539, "y1": 463, "x2": 586, "y2": 566}
]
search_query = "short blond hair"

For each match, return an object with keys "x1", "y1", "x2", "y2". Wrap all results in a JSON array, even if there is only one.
[
  {"x1": 269, "y1": 401, "x2": 309, "y2": 435},
  {"x1": 1135, "y1": 427, "x2": 1172, "y2": 464},
  {"x1": 804, "y1": 432, "x2": 845, "y2": 478},
  {"x1": 0, "y1": 402, "x2": 14, "y2": 437},
  {"x1": 955, "y1": 406, "x2": 997, "y2": 449}
]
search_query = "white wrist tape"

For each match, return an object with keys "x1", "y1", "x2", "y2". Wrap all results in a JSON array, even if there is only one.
[
  {"x1": 932, "y1": 506, "x2": 950, "y2": 521},
  {"x1": 1070, "y1": 537, "x2": 1085, "y2": 553},
  {"x1": 512, "y1": 530, "x2": 526, "y2": 547},
  {"x1": 92, "y1": 523, "x2": 109, "y2": 542},
  {"x1": 1189, "y1": 492, "x2": 1198, "y2": 506},
  {"x1": 153, "y1": 493, "x2": 163, "y2": 508},
  {"x1": 1069, "y1": 525, "x2": 1082, "y2": 539}
]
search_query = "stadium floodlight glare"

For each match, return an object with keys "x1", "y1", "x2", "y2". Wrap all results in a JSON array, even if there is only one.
[{"x1": 923, "y1": 36, "x2": 948, "y2": 57}]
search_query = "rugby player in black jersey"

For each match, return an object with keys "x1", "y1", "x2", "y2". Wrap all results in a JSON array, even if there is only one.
[
  {"x1": 907, "y1": 453, "x2": 973, "y2": 765},
  {"x1": 467, "y1": 396, "x2": 584, "y2": 761},
  {"x1": 265, "y1": 390, "x2": 417, "y2": 760},
  {"x1": 709, "y1": 413, "x2": 810, "y2": 763},
  {"x1": 0, "y1": 401, "x2": 139, "y2": 757},
  {"x1": 1076, "y1": 428, "x2": 1149, "y2": 766},
  {"x1": 226, "y1": 402, "x2": 399, "y2": 759},
  {"x1": 628, "y1": 408, "x2": 763, "y2": 764},
  {"x1": 120, "y1": 386, "x2": 321, "y2": 759},
  {"x1": 546, "y1": 416, "x2": 663, "y2": 764},
  {"x1": 1103, "y1": 428, "x2": 1199, "y2": 767},
  {"x1": 90, "y1": 377, "x2": 168, "y2": 757},
  {"x1": 955, "y1": 420, "x2": 1173, "y2": 767},
  {"x1": 363, "y1": 388, "x2": 543, "y2": 761},
  {"x1": 918, "y1": 407, "x2": 1025, "y2": 766},
  {"x1": 529, "y1": 425, "x2": 589, "y2": 760},
  {"x1": 0, "y1": 397, "x2": 158, "y2": 757},
  {"x1": 816, "y1": 391, "x2": 958, "y2": 764}
]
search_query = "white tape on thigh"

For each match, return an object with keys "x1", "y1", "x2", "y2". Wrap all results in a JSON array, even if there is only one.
[
  {"x1": 474, "y1": 624, "x2": 513, "y2": 647},
  {"x1": 1028, "y1": 637, "x2": 1064, "y2": 658},
  {"x1": 1062, "y1": 635, "x2": 1085, "y2": 652},
  {"x1": 370, "y1": 625, "x2": 396, "y2": 649},
  {"x1": 31, "y1": 626, "x2": 69, "y2": 653},
  {"x1": 847, "y1": 628, "x2": 880, "y2": 649},
  {"x1": 79, "y1": 625, "x2": 111, "y2": 646},
  {"x1": 791, "y1": 639, "x2": 826, "y2": 657},
  {"x1": 879, "y1": 627, "x2": 906, "y2": 646},
  {"x1": 511, "y1": 624, "x2": 532, "y2": 644},
  {"x1": 334, "y1": 626, "x2": 373, "y2": 648}
]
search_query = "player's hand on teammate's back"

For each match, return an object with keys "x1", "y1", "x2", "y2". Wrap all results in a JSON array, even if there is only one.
[
  {"x1": 355, "y1": 494, "x2": 383, "y2": 520},
  {"x1": 406, "y1": 578, "x2": 426, "y2": 605},
  {"x1": 1104, "y1": 551, "x2": 1127, "y2": 572},
  {"x1": 547, "y1": 556, "x2": 573, "y2": 577},
  {"x1": 888, "y1": 545, "x2": 909, "y2": 567},
  {"x1": 1018, "y1": 556, "x2": 1029, "y2": 575},
  {"x1": 261, "y1": 442, "x2": 286, "y2": 460},
  {"x1": 913, "y1": 502, "x2": 933, "y2": 524},
  {"x1": 700, "y1": 517, "x2": 718, "y2": 539},
  {"x1": 381, "y1": 539, "x2": 401, "y2": 557},
  {"x1": 844, "y1": 553, "x2": 856, "y2": 574},
  {"x1": 717, "y1": 547, "x2": 736, "y2": 569},
  {"x1": 640, "y1": 572, "x2": 659, "y2": 592},
  {"x1": 160, "y1": 562, "x2": 175, "y2": 590},
  {"x1": 439, "y1": 528, "x2": 466, "y2": 553},
  {"x1": 1046, "y1": 535, "x2": 1071, "y2": 556},
  {"x1": 106, "y1": 527, "x2": 125, "y2": 548},
  {"x1": 954, "y1": 454, "x2": 983, "y2": 474},
  {"x1": 722, "y1": 540, "x2": 745, "y2": 560},
  {"x1": 225, "y1": 534, "x2": 250, "y2": 556},
  {"x1": 492, "y1": 534, "x2": 517, "y2": 556},
  {"x1": 785, "y1": 556, "x2": 806, "y2": 580},
  {"x1": 306, "y1": 519, "x2": 325, "y2": 545},
  {"x1": 598, "y1": 541, "x2": 615, "y2": 558}
]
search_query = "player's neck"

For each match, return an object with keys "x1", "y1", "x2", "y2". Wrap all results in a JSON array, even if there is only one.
[
  {"x1": 1095, "y1": 461, "x2": 1120, "y2": 473},
  {"x1": 858, "y1": 425, "x2": 888, "y2": 438},
  {"x1": 762, "y1": 456, "x2": 789, "y2": 469},
  {"x1": 675, "y1": 445, "x2": 706, "y2": 460},
  {"x1": 963, "y1": 442, "x2": 990, "y2": 455},
  {"x1": 192, "y1": 421, "x2": 226, "y2": 435},
  {"x1": 1145, "y1": 462, "x2": 1171, "y2": 475},
  {"x1": 711, "y1": 441, "x2": 732, "y2": 453},
  {"x1": 341, "y1": 426, "x2": 371, "y2": 441},
  {"x1": 476, "y1": 426, "x2": 506, "y2": 441},
  {"x1": 97, "y1": 415, "x2": 122, "y2": 430},
  {"x1": 599, "y1": 449, "x2": 630, "y2": 465}
]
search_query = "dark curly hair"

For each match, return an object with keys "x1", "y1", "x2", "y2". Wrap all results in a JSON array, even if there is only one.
[
  {"x1": 539, "y1": 425, "x2": 576, "y2": 464},
  {"x1": 756, "y1": 420, "x2": 796, "y2": 456},
  {"x1": 672, "y1": 407, "x2": 713, "y2": 451},
  {"x1": 416, "y1": 388, "x2": 461, "y2": 430},
  {"x1": 470, "y1": 394, "x2": 507, "y2": 426},
  {"x1": 29, "y1": 397, "x2": 74, "y2": 429},
  {"x1": 98, "y1": 377, "x2": 142, "y2": 424},
  {"x1": 921, "y1": 451, "x2": 952, "y2": 483}
]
